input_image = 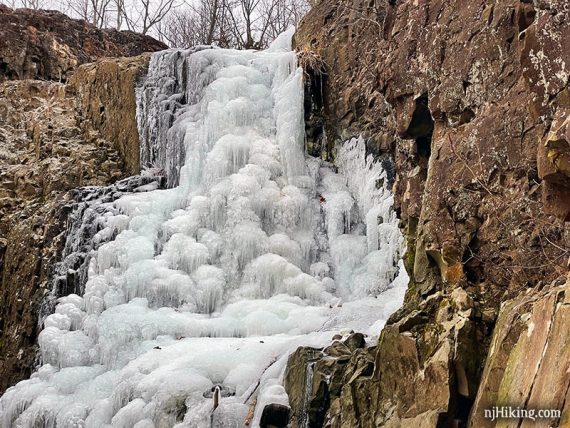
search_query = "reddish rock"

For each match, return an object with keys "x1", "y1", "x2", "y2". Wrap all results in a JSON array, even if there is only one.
[
  {"x1": 0, "y1": 4, "x2": 166, "y2": 82},
  {"x1": 290, "y1": 0, "x2": 569, "y2": 425}
]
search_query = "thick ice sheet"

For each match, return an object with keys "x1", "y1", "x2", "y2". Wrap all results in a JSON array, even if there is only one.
[{"x1": 0, "y1": 30, "x2": 407, "y2": 428}]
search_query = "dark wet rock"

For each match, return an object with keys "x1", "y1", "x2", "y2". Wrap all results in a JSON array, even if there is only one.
[
  {"x1": 285, "y1": 339, "x2": 376, "y2": 428},
  {"x1": 259, "y1": 403, "x2": 291, "y2": 428},
  {"x1": 343, "y1": 332, "x2": 365, "y2": 351},
  {"x1": 40, "y1": 174, "x2": 165, "y2": 322}
]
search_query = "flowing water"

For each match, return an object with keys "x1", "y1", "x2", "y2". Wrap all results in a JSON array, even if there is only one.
[{"x1": 0, "y1": 30, "x2": 407, "y2": 428}]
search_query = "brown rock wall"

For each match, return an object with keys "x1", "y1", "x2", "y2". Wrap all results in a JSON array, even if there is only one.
[
  {"x1": 70, "y1": 55, "x2": 151, "y2": 175},
  {"x1": 289, "y1": 0, "x2": 569, "y2": 425},
  {"x1": 0, "y1": 4, "x2": 166, "y2": 82},
  {"x1": 0, "y1": 79, "x2": 126, "y2": 392}
]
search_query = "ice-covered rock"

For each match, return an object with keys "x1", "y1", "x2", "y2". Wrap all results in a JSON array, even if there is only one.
[{"x1": 0, "y1": 31, "x2": 407, "y2": 428}]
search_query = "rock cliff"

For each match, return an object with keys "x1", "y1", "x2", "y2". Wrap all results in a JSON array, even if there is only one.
[
  {"x1": 288, "y1": 0, "x2": 569, "y2": 426},
  {"x1": 0, "y1": 9, "x2": 163, "y2": 392},
  {"x1": 0, "y1": 5, "x2": 166, "y2": 82},
  {"x1": 0, "y1": 2, "x2": 568, "y2": 425}
]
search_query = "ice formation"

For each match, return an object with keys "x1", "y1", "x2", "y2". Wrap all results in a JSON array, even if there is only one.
[
  {"x1": 39, "y1": 174, "x2": 167, "y2": 333},
  {"x1": 0, "y1": 29, "x2": 408, "y2": 428}
]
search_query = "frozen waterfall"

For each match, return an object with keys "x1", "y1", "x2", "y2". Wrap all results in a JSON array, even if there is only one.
[{"x1": 0, "y1": 30, "x2": 408, "y2": 428}]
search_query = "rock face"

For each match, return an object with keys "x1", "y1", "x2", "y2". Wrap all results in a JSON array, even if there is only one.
[
  {"x1": 470, "y1": 274, "x2": 570, "y2": 428},
  {"x1": 285, "y1": 334, "x2": 375, "y2": 428},
  {"x1": 0, "y1": 4, "x2": 166, "y2": 82},
  {"x1": 0, "y1": 78, "x2": 122, "y2": 392},
  {"x1": 0, "y1": 23, "x2": 160, "y2": 390},
  {"x1": 70, "y1": 55, "x2": 152, "y2": 175},
  {"x1": 288, "y1": 0, "x2": 569, "y2": 426}
]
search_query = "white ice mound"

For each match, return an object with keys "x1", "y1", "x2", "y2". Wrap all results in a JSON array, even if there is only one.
[{"x1": 0, "y1": 31, "x2": 408, "y2": 428}]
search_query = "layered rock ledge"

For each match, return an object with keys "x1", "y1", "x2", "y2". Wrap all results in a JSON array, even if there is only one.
[{"x1": 0, "y1": 4, "x2": 165, "y2": 82}]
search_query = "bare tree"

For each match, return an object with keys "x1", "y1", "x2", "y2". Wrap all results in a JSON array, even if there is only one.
[
  {"x1": 122, "y1": 0, "x2": 178, "y2": 35},
  {"x1": 156, "y1": 0, "x2": 237, "y2": 48},
  {"x1": 227, "y1": 0, "x2": 261, "y2": 49},
  {"x1": 262, "y1": 0, "x2": 308, "y2": 43},
  {"x1": 19, "y1": 0, "x2": 45, "y2": 9},
  {"x1": 203, "y1": 0, "x2": 221, "y2": 44},
  {"x1": 2, "y1": 0, "x2": 309, "y2": 45},
  {"x1": 157, "y1": 8, "x2": 199, "y2": 47},
  {"x1": 201, "y1": 0, "x2": 236, "y2": 46},
  {"x1": 2, "y1": 0, "x2": 18, "y2": 8},
  {"x1": 58, "y1": 0, "x2": 111, "y2": 28},
  {"x1": 61, "y1": 0, "x2": 91, "y2": 22},
  {"x1": 114, "y1": 0, "x2": 125, "y2": 29},
  {"x1": 226, "y1": 0, "x2": 309, "y2": 49},
  {"x1": 90, "y1": 0, "x2": 113, "y2": 27}
]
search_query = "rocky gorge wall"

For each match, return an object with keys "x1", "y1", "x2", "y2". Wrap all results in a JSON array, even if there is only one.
[
  {"x1": 0, "y1": 5, "x2": 165, "y2": 82},
  {"x1": 288, "y1": 0, "x2": 569, "y2": 426},
  {"x1": 0, "y1": 2, "x2": 568, "y2": 426},
  {"x1": 0, "y1": 7, "x2": 164, "y2": 393}
]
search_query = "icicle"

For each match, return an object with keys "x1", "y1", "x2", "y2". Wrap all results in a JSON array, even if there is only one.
[{"x1": 1, "y1": 32, "x2": 408, "y2": 428}]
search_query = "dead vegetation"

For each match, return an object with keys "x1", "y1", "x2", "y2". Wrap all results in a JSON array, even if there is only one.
[{"x1": 296, "y1": 46, "x2": 327, "y2": 78}]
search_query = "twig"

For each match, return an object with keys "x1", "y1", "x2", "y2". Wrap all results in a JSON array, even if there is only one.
[
  {"x1": 447, "y1": 133, "x2": 494, "y2": 197},
  {"x1": 243, "y1": 356, "x2": 278, "y2": 404}
]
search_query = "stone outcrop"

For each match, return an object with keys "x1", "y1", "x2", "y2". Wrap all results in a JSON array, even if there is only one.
[
  {"x1": 70, "y1": 55, "x2": 152, "y2": 175},
  {"x1": 0, "y1": 78, "x2": 122, "y2": 391},
  {"x1": 289, "y1": 0, "x2": 569, "y2": 426},
  {"x1": 285, "y1": 333, "x2": 375, "y2": 428},
  {"x1": 0, "y1": 47, "x2": 157, "y2": 392},
  {"x1": 470, "y1": 273, "x2": 570, "y2": 428},
  {"x1": 0, "y1": 4, "x2": 166, "y2": 82}
]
